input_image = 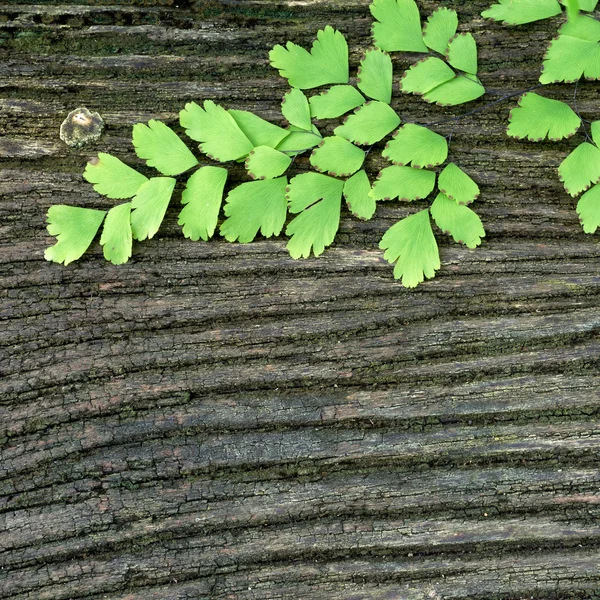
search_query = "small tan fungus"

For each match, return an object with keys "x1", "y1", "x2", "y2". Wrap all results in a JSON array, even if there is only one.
[{"x1": 60, "y1": 107, "x2": 104, "y2": 148}]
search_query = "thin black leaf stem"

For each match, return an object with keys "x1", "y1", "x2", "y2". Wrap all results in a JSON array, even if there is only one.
[{"x1": 573, "y1": 79, "x2": 593, "y2": 143}]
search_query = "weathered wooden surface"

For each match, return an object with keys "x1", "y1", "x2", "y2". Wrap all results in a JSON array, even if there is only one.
[{"x1": 2, "y1": 1, "x2": 600, "y2": 598}]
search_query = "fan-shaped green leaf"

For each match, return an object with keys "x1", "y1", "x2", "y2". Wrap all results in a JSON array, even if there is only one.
[
  {"x1": 423, "y1": 7, "x2": 458, "y2": 55},
  {"x1": 540, "y1": 35, "x2": 600, "y2": 83},
  {"x1": 178, "y1": 166, "x2": 228, "y2": 241},
  {"x1": 482, "y1": 0, "x2": 561, "y2": 25},
  {"x1": 132, "y1": 120, "x2": 198, "y2": 176},
  {"x1": 592, "y1": 121, "x2": 600, "y2": 147},
  {"x1": 309, "y1": 85, "x2": 365, "y2": 119},
  {"x1": 343, "y1": 170, "x2": 376, "y2": 220},
  {"x1": 507, "y1": 93, "x2": 581, "y2": 141},
  {"x1": 379, "y1": 209, "x2": 440, "y2": 288},
  {"x1": 334, "y1": 101, "x2": 401, "y2": 145},
  {"x1": 423, "y1": 75, "x2": 485, "y2": 106},
  {"x1": 310, "y1": 136, "x2": 365, "y2": 177},
  {"x1": 285, "y1": 173, "x2": 344, "y2": 258},
  {"x1": 83, "y1": 153, "x2": 148, "y2": 199},
  {"x1": 245, "y1": 146, "x2": 292, "y2": 180},
  {"x1": 446, "y1": 33, "x2": 478, "y2": 75},
  {"x1": 45, "y1": 205, "x2": 106, "y2": 265},
  {"x1": 370, "y1": 0, "x2": 428, "y2": 52},
  {"x1": 100, "y1": 202, "x2": 132, "y2": 265},
  {"x1": 438, "y1": 163, "x2": 480, "y2": 205},
  {"x1": 430, "y1": 192, "x2": 485, "y2": 248},
  {"x1": 558, "y1": 142, "x2": 600, "y2": 196},
  {"x1": 576, "y1": 184, "x2": 600, "y2": 232},
  {"x1": 180, "y1": 100, "x2": 253, "y2": 161},
  {"x1": 275, "y1": 126, "x2": 323, "y2": 154},
  {"x1": 370, "y1": 165, "x2": 436, "y2": 201},
  {"x1": 400, "y1": 57, "x2": 456, "y2": 95},
  {"x1": 130, "y1": 177, "x2": 176, "y2": 241},
  {"x1": 357, "y1": 48, "x2": 393, "y2": 104},
  {"x1": 383, "y1": 124, "x2": 448, "y2": 168},
  {"x1": 228, "y1": 109, "x2": 289, "y2": 149},
  {"x1": 282, "y1": 88, "x2": 312, "y2": 131},
  {"x1": 561, "y1": 0, "x2": 599, "y2": 14},
  {"x1": 220, "y1": 177, "x2": 288, "y2": 243},
  {"x1": 559, "y1": 14, "x2": 600, "y2": 41},
  {"x1": 269, "y1": 26, "x2": 349, "y2": 89}
]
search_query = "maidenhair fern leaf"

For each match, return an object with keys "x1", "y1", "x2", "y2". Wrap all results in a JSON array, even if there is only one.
[
  {"x1": 282, "y1": 88, "x2": 312, "y2": 131},
  {"x1": 45, "y1": 205, "x2": 106, "y2": 265},
  {"x1": 220, "y1": 177, "x2": 288, "y2": 243},
  {"x1": 438, "y1": 163, "x2": 480, "y2": 205},
  {"x1": 561, "y1": 0, "x2": 599, "y2": 14},
  {"x1": 83, "y1": 153, "x2": 148, "y2": 199},
  {"x1": 132, "y1": 120, "x2": 199, "y2": 176},
  {"x1": 423, "y1": 75, "x2": 485, "y2": 106},
  {"x1": 228, "y1": 109, "x2": 289, "y2": 149},
  {"x1": 558, "y1": 142, "x2": 600, "y2": 196},
  {"x1": 130, "y1": 177, "x2": 176, "y2": 241},
  {"x1": 400, "y1": 57, "x2": 456, "y2": 95},
  {"x1": 540, "y1": 34, "x2": 600, "y2": 83},
  {"x1": 430, "y1": 193, "x2": 485, "y2": 248},
  {"x1": 269, "y1": 26, "x2": 349, "y2": 89},
  {"x1": 309, "y1": 85, "x2": 365, "y2": 119},
  {"x1": 275, "y1": 126, "x2": 323, "y2": 153},
  {"x1": 343, "y1": 170, "x2": 376, "y2": 220},
  {"x1": 559, "y1": 14, "x2": 600, "y2": 42},
  {"x1": 285, "y1": 173, "x2": 344, "y2": 258},
  {"x1": 334, "y1": 101, "x2": 401, "y2": 145},
  {"x1": 370, "y1": 165, "x2": 436, "y2": 201},
  {"x1": 178, "y1": 166, "x2": 228, "y2": 241},
  {"x1": 592, "y1": 121, "x2": 600, "y2": 147},
  {"x1": 576, "y1": 184, "x2": 600, "y2": 232},
  {"x1": 310, "y1": 136, "x2": 365, "y2": 177},
  {"x1": 357, "y1": 48, "x2": 393, "y2": 104},
  {"x1": 100, "y1": 202, "x2": 132, "y2": 265},
  {"x1": 482, "y1": 0, "x2": 561, "y2": 25},
  {"x1": 180, "y1": 100, "x2": 253, "y2": 161},
  {"x1": 446, "y1": 33, "x2": 478, "y2": 75},
  {"x1": 383, "y1": 124, "x2": 448, "y2": 168},
  {"x1": 370, "y1": 0, "x2": 428, "y2": 52},
  {"x1": 507, "y1": 93, "x2": 581, "y2": 141},
  {"x1": 423, "y1": 7, "x2": 458, "y2": 55},
  {"x1": 245, "y1": 146, "x2": 292, "y2": 180},
  {"x1": 379, "y1": 209, "x2": 440, "y2": 288}
]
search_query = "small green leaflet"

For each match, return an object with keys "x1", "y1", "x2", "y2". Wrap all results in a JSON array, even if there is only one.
[
  {"x1": 334, "y1": 101, "x2": 400, "y2": 145},
  {"x1": 45, "y1": 205, "x2": 106, "y2": 265},
  {"x1": 275, "y1": 126, "x2": 323, "y2": 153},
  {"x1": 482, "y1": 0, "x2": 561, "y2": 25},
  {"x1": 592, "y1": 121, "x2": 600, "y2": 147},
  {"x1": 370, "y1": 165, "x2": 436, "y2": 201},
  {"x1": 100, "y1": 202, "x2": 132, "y2": 265},
  {"x1": 246, "y1": 146, "x2": 292, "y2": 180},
  {"x1": 400, "y1": 57, "x2": 456, "y2": 95},
  {"x1": 343, "y1": 170, "x2": 376, "y2": 220},
  {"x1": 130, "y1": 177, "x2": 176, "y2": 241},
  {"x1": 576, "y1": 184, "x2": 600, "y2": 233},
  {"x1": 309, "y1": 85, "x2": 365, "y2": 119},
  {"x1": 310, "y1": 136, "x2": 365, "y2": 177},
  {"x1": 180, "y1": 100, "x2": 253, "y2": 161},
  {"x1": 423, "y1": 75, "x2": 485, "y2": 106},
  {"x1": 370, "y1": 0, "x2": 428, "y2": 52},
  {"x1": 282, "y1": 88, "x2": 312, "y2": 131},
  {"x1": 540, "y1": 32, "x2": 600, "y2": 84},
  {"x1": 357, "y1": 48, "x2": 393, "y2": 104},
  {"x1": 83, "y1": 153, "x2": 148, "y2": 199},
  {"x1": 379, "y1": 209, "x2": 440, "y2": 288},
  {"x1": 507, "y1": 93, "x2": 580, "y2": 141},
  {"x1": 221, "y1": 177, "x2": 288, "y2": 243},
  {"x1": 132, "y1": 120, "x2": 198, "y2": 176},
  {"x1": 228, "y1": 109, "x2": 289, "y2": 149},
  {"x1": 285, "y1": 173, "x2": 344, "y2": 258},
  {"x1": 383, "y1": 124, "x2": 448, "y2": 168},
  {"x1": 430, "y1": 193, "x2": 485, "y2": 248},
  {"x1": 438, "y1": 163, "x2": 480, "y2": 205},
  {"x1": 269, "y1": 26, "x2": 349, "y2": 89},
  {"x1": 558, "y1": 142, "x2": 600, "y2": 197},
  {"x1": 423, "y1": 7, "x2": 458, "y2": 55},
  {"x1": 446, "y1": 33, "x2": 478, "y2": 75},
  {"x1": 179, "y1": 166, "x2": 228, "y2": 241}
]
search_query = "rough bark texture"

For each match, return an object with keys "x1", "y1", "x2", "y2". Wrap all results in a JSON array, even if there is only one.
[{"x1": 1, "y1": 1, "x2": 600, "y2": 599}]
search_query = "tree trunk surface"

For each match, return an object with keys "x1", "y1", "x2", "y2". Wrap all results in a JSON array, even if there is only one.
[{"x1": 1, "y1": 1, "x2": 600, "y2": 598}]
